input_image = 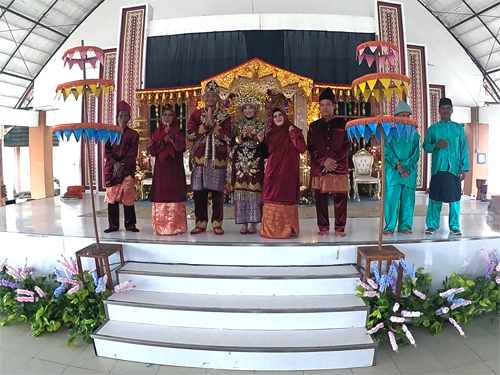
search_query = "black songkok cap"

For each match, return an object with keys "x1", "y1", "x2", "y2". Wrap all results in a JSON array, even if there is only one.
[
  {"x1": 319, "y1": 88, "x2": 335, "y2": 104},
  {"x1": 439, "y1": 97, "x2": 453, "y2": 107}
]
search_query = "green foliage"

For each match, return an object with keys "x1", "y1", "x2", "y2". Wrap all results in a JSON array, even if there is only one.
[
  {"x1": 61, "y1": 271, "x2": 110, "y2": 345},
  {"x1": 360, "y1": 266, "x2": 500, "y2": 347},
  {"x1": 0, "y1": 264, "x2": 54, "y2": 330},
  {"x1": 358, "y1": 268, "x2": 433, "y2": 345},
  {"x1": 0, "y1": 262, "x2": 110, "y2": 346}
]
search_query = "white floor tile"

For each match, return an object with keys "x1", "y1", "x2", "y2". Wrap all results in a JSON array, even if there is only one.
[
  {"x1": 205, "y1": 369, "x2": 254, "y2": 375},
  {"x1": 157, "y1": 365, "x2": 206, "y2": 374},
  {"x1": 35, "y1": 333, "x2": 88, "y2": 365},
  {"x1": 448, "y1": 362, "x2": 495, "y2": 375},
  {"x1": 426, "y1": 340, "x2": 483, "y2": 369},
  {"x1": 0, "y1": 349, "x2": 33, "y2": 374},
  {"x1": 4, "y1": 330, "x2": 59, "y2": 358},
  {"x1": 110, "y1": 359, "x2": 160, "y2": 375},
  {"x1": 70, "y1": 345, "x2": 117, "y2": 373},
  {"x1": 465, "y1": 335, "x2": 500, "y2": 362},
  {"x1": 62, "y1": 366, "x2": 109, "y2": 375},
  {"x1": 485, "y1": 359, "x2": 500, "y2": 374},
  {"x1": 14, "y1": 357, "x2": 68, "y2": 375},
  {"x1": 305, "y1": 368, "x2": 354, "y2": 374}
]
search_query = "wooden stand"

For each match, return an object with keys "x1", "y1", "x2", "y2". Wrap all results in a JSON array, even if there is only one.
[
  {"x1": 356, "y1": 245, "x2": 405, "y2": 282},
  {"x1": 76, "y1": 243, "x2": 124, "y2": 291}
]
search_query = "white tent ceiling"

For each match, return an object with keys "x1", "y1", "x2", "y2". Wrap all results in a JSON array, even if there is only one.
[
  {"x1": 2, "y1": 0, "x2": 500, "y2": 108},
  {"x1": 0, "y1": 0, "x2": 103, "y2": 109},
  {"x1": 418, "y1": 0, "x2": 500, "y2": 102}
]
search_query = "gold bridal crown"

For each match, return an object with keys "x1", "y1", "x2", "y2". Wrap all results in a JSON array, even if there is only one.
[
  {"x1": 235, "y1": 93, "x2": 261, "y2": 107},
  {"x1": 233, "y1": 83, "x2": 268, "y2": 109}
]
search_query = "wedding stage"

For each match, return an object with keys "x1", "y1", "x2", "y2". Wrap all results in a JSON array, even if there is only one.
[
  {"x1": 0, "y1": 192, "x2": 498, "y2": 288},
  {"x1": 1, "y1": 193, "x2": 499, "y2": 370}
]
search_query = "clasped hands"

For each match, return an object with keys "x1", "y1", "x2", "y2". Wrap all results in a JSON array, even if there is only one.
[
  {"x1": 163, "y1": 125, "x2": 171, "y2": 143},
  {"x1": 323, "y1": 158, "x2": 338, "y2": 172},
  {"x1": 205, "y1": 107, "x2": 215, "y2": 132},
  {"x1": 112, "y1": 161, "x2": 124, "y2": 178},
  {"x1": 242, "y1": 125, "x2": 265, "y2": 143},
  {"x1": 435, "y1": 138, "x2": 449, "y2": 149},
  {"x1": 397, "y1": 161, "x2": 410, "y2": 179}
]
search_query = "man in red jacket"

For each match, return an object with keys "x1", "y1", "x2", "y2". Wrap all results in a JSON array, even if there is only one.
[
  {"x1": 307, "y1": 88, "x2": 351, "y2": 238},
  {"x1": 103, "y1": 100, "x2": 139, "y2": 233},
  {"x1": 187, "y1": 80, "x2": 231, "y2": 235}
]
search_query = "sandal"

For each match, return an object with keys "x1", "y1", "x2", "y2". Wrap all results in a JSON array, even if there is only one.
[
  {"x1": 240, "y1": 228, "x2": 249, "y2": 235},
  {"x1": 214, "y1": 227, "x2": 225, "y2": 235},
  {"x1": 190, "y1": 226, "x2": 206, "y2": 235}
]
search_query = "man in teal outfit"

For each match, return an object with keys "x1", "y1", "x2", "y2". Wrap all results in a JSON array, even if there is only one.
[
  {"x1": 423, "y1": 98, "x2": 469, "y2": 236},
  {"x1": 383, "y1": 101, "x2": 420, "y2": 236}
]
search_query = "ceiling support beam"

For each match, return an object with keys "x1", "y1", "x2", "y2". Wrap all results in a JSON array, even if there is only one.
[
  {"x1": 448, "y1": 1, "x2": 500, "y2": 30},
  {"x1": 1, "y1": 70, "x2": 32, "y2": 81},
  {"x1": 417, "y1": 0, "x2": 500, "y2": 102},
  {"x1": 10, "y1": 0, "x2": 105, "y2": 109},
  {"x1": 0, "y1": 0, "x2": 60, "y2": 76},
  {"x1": 0, "y1": 4, "x2": 67, "y2": 38}
]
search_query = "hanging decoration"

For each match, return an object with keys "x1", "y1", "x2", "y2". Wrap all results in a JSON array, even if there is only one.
[
  {"x1": 53, "y1": 123, "x2": 122, "y2": 145},
  {"x1": 200, "y1": 58, "x2": 314, "y2": 99},
  {"x1": 356, "y1": 41, "x2": 399, "y2": 68},
  {"x1": 56, "y1": 79, "x2": 115, "y2": 101},
  {"x1": 346, "y1": 116, "x2": 418, "y2": 142},
  {"x1": 62, "y1": 46, "x2": 105, "y2": 70},
  {"x1": 352, "y1": 73, "x2": 410, "y2": 102}
]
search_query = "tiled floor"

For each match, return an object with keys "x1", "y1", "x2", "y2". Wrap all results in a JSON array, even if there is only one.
[
  {"x1": 0, "y1": 314, "x2": 498, "y2": 375},
  {"x1": 0, "y1": 193, "x2": 498, "y2": 246}
]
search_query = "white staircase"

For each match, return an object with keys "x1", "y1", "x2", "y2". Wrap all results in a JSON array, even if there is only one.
[{"x1": 92, "y1": 261, "x2": 377, "y2": 371}]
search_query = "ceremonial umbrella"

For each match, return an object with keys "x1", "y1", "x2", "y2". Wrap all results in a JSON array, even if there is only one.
[
  {"x1": 53, "y1": 42, "x2": 121, "y2": 250},
  {"x1": 346, "y1": 40, "x2": 418, "y2": 292}
]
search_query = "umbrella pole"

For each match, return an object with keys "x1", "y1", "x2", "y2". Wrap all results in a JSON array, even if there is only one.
[
  {"x1": 81, "y1": 40, "x2": 100, "y2": 250},
  {"x1": 378, "y1": 127, "x2": 385, "y2": 251},
  {"x1": 375, "y1": 41, "x2": 385, "y2": 251}
]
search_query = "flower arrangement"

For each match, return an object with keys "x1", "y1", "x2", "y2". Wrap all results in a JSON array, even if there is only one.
[
  {"x1": 1, "y1": 250, "x2": 498, "y2": 350},
  {"x1": 358, "y1": 252, "x2": 500, "y2": 351},
  {"x1": 0, "y1": 256, "x2": 122, "y2": 345}
]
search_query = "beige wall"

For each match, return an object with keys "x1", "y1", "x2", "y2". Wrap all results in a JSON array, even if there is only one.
[
  {"x1": 464, "y1": 107, "x2": 489, "y2": 196},
  {"x1": 29, "y1": 112, "x2": 54, "y2": 199}
]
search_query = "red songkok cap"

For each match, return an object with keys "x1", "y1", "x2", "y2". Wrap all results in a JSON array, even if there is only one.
[{"x1": 117, "y1": 100, "x2": 131, "y2": 114}]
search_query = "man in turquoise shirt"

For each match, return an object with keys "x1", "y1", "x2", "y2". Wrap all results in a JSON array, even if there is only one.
[
  {"x1": 423, "y1": 98, "x2": 469, "y2": 235},
  {"x1": 383, "y1": 101, "x2": 420, "y2": 236}
]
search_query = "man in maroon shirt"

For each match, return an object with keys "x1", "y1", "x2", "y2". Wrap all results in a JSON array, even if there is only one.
[
  {"x1": 307, "y1": 88, "x2": 351, "y2": 238},
  {"x1": 187, "y1": 80, "x2": 231, "y2": 235},
  {"x1": 103, "y1": 100, "x2": 139, "y2": 233}
]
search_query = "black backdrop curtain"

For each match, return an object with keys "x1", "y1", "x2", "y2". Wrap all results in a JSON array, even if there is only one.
[{"x1": 146, "y1": 30, "x2": 376, "y2": 89}]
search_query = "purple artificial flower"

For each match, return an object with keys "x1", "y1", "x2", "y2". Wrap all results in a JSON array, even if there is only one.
[
  {"x1": 357, "y1": 279, "x2": 373, "y2": 290},
  {"x1": 0, "y1": 279, "x2": 22, "y2": 289},
  {"x1": 485, "y1": 259, "x2": 496, "y2": 281},
  {"x1": 390, "y1": 276, "x2": 397, "y2": 291},
  {"x1": 413, "y1": 290, "x2": 426, "y2": 300}
]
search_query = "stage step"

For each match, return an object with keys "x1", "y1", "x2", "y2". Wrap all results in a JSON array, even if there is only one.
[
  {"x1": 116, "y1": 261, "x2": 360, "y2": 295},
  {"x1": 92, "y1": 321, "x2": 376, "y2": 371},
  {"x1": 104, "y1": 290, "x2": 369, "y2": 330},
  {"x1": 95, "y1": 261, "x2": 376, "y2": 371}
]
